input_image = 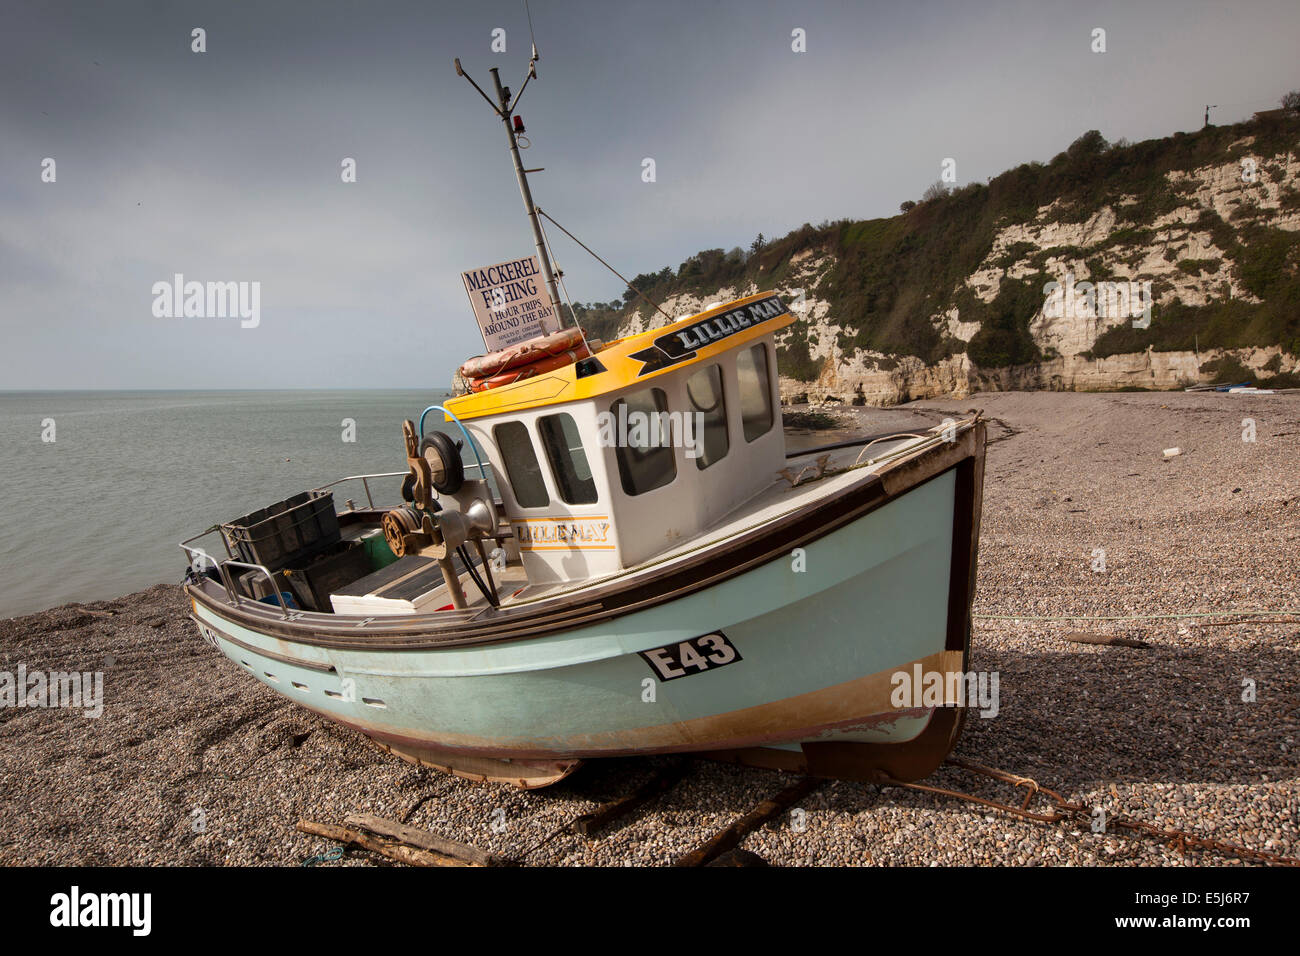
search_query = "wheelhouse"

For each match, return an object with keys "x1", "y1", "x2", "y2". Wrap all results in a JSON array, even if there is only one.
[{"x1": 445, "y1": 291, "x2": 795, "y2": 587}]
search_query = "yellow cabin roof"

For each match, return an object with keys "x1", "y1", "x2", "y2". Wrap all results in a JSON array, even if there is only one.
[{"x1": 445, "y1": 291, "x2": 793, "y2": 422}]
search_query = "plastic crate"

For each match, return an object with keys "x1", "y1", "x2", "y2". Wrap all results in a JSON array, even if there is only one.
[
  {"x1": 221, "y1": 490, "x2": 341, "y2": 571},
  {"x1": 282, "y1": 541, "x2": 373, "y2": 612}
]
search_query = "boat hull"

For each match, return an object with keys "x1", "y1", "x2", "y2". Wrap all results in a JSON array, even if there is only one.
[{"x1": 188, "y1": 432, "x2": 984, "y2": 786}]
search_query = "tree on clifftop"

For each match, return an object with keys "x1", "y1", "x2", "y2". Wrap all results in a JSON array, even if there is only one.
[
  {"x1": 921, "y1": 181, "x2": 950, "y2": 202},
  {"x1": 1067, "y1": 129, "x2": 1109, "y2": 159}
]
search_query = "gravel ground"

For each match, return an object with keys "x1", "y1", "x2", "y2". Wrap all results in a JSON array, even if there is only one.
[{"x1": 2, "y1": 391, "x2": 1297, "y2": 867}]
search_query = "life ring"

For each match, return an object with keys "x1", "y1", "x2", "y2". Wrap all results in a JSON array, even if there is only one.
[
  {"x1": 466, "y1": 344, "x2": 592, "y2": 392},
  {"x1": 459, "y1": 327, "x2": 588, "y2": 380}
]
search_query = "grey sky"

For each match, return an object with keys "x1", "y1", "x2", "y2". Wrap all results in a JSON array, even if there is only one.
[{"x1": 2, "y1": 0, "x2": 1298, "y2": 388}]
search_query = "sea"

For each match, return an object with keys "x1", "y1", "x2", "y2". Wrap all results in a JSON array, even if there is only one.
[
  {"x1": 0, "y1": 389, "x2": 839, "y2": 619},
  {"x1": 0, "y1": 390, "x2": 459, "y2": 619}
]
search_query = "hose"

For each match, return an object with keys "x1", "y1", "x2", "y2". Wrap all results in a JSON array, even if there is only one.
[
  {"x1": 417, "y1": 404, "x2": 488, "y2": 480},
  {"x1": 457, "y1": 543, "x2": 499, "y2": 608}
]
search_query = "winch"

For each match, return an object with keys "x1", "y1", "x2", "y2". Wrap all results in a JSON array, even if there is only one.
[{"x1": 384, "y1": 419, "x2": 500, "y2": 608}]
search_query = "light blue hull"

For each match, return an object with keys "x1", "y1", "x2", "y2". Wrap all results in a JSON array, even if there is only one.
[{"x1": 192, "y1": 469, "x2": 959, "y2": 769}]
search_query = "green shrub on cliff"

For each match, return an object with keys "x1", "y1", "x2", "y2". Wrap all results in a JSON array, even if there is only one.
[{"x1": 572, "y1": 106, "x2": 1300, "y2": 370}]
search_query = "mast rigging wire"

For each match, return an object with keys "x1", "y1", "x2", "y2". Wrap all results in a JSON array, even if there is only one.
[
  {"x1": 534, "y1": 207, "x2": 675, "y2": 324},
  {"x1": 534, "y1": 211, "x2": 594, "y2": 356},
  {"x1": 524, "y1": 0, "x2": 538, "y2": 54}
]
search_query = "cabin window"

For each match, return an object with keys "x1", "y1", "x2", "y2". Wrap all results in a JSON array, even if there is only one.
[
  {"x1": 538, "y1": 413, "x2": 598, "y2": 505},
  {"x1": 684, "y1": 363, "x2": 729, "y2": 469},
  {"x1": 610, "y1": 387, "x2": 677, "y2": 496},
  {"x1": 493, "y1": 421, "x2": 549, "y2": 508},
  {"x1": 736, "y1": 344, "x2": 775, "y2": 442}
]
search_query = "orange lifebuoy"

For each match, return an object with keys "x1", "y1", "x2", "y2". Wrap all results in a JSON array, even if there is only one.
[
  {"x1": 459, "y1": 327, "x2": 588, "y2": 380},
  {"x1": 466, "y1": 344, "x2": 592, "y2": 392}
]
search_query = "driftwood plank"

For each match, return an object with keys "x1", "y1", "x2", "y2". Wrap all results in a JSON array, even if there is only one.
[
  {"x1": 673, "y1": 776, "x2": 823, "y2": 867},
  {"x1": 296, "y1": 819, "x2": 473, "y2": 867},
  {"x1": 343, "y1": 813, "x2": 497, "y2": 866},
  {"x1": 572, "y1": 759, "x2": 689, "y2": 837},
  {"x1": 1061, "y1": 630, "x2": 1150, "y2": 649}
]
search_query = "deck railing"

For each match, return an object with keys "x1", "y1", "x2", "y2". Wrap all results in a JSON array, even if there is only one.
[
  {"x1": 311, "y1": 471, "x2": 408, "y2": 511},
  {"x1": 179, "y1": 470, "x2": 414, "y2": 617},
  {"x1": 179, "y1": 466, "x2": 506, "y2": 620}
]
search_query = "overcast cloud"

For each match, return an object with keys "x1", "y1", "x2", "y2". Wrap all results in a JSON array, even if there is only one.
[{"x1": 2, "y1": 0, "x2": 1298, "y2": 388}]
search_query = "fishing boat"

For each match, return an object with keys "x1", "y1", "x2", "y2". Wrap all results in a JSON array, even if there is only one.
[{"x1": 180, "y1": 44, "x2": 987, "y2": 789}]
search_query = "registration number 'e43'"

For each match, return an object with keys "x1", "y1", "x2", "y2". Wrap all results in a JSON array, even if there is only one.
[{"x1": 639, "y1": 632, "x2": 742, "y2": 681}]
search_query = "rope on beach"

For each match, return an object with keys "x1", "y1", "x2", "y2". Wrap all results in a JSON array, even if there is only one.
[
  {"x1": 883, "y1": 757, "x2": 1300, "y2": 867},
  {"x1": 300, "y1": 846, "x2": 344, "y2": 866}
]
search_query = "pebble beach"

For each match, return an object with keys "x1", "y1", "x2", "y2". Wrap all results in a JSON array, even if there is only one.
[{"x1": 2, "y1": 391, "x2": 1297, "y2": 867}]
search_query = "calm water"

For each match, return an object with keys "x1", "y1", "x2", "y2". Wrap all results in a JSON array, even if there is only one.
[
  {"x1": 0, "y1": 390, "x2": 456, "y2": 618},
  {"x1": 0, "y1": 390, "x2": 862, "y2": 619}
]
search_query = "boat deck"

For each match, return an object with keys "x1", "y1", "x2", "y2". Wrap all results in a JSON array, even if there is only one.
[{"x1": 185, "y1": 427, "x2": 950, "y2": 635}]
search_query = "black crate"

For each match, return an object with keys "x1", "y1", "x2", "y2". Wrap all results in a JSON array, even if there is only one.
[
  {"x1": 282, "y1": 541, "x2": 372, "y2": 612},
  {"x1": 221, "y1": 490, "x2": 341, "y2": 571}
]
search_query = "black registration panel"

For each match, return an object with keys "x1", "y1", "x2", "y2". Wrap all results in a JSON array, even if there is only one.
[{"x1": 639, "y1": 632, "x2": 742, "y2": 681}]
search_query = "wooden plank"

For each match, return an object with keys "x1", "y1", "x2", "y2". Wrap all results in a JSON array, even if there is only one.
[
  {"x1": 332, "y1": 555, "x2": 436, "y2": 597},
  {"x1": 296, "y1": 819, "x2": 473, "y2": 867},
  {"x1": 571, "y1": 759, "x2": 689, "y2": 837},
  {"x1": 1061, "y1": 630, "x2": 1150, "y2": 649},
  {"x1": 672, "y1": 776, "x2": 823, "y2": 867},
  {"x1": 342, "y1": 813, "x2": 497, "y2": 866}
]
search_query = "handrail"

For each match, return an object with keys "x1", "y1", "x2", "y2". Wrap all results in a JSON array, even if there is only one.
[
  {"x1": 312, "y1": 471, "x2": 408, "y2": 510},
  {"x1": 179, "y1": 472, "x2": 408, "y2": 619},
  {"x1": 314, "y1": 471, "x2": 408, "y2": 486},
  {"x1": 217, "y1": 559, "x2": 292, "y2": 618},
  {"x1": 179, "y1": 538, "x2": 291, "y2": 618},
  {"x1": 178, "y1": 454, "x2": 506, "y2": 617},
  {"x1": 786, "y1": 429, "x2": 928, "y2": 459},
  {"x1": 178, "y1": 471, "x2": 402, "y2": 564},
  {"x1": 180, "y1": 527, "x2": 232, "y2": 560},
  {"x1": 179, "y1": 539, "x2": 291, "y2": 619}
]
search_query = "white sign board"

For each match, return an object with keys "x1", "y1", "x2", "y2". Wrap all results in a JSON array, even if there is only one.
[{"x1": 461, "y1": 255, "x2": 557, "y2": 352}]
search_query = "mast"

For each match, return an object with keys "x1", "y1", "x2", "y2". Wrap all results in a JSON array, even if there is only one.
[{"x1": 455, "y1": 51, "x2": 562, "y2": 319}]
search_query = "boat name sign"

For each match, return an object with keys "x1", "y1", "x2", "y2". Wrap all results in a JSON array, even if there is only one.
[
  {"x1": 630, "y1": 294, "x2": 788, "y2": 376},
  {"x1": 514, "y1": 516, "x2": 614, "y2": 550}
]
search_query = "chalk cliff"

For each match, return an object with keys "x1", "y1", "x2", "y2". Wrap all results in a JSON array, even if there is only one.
[{"x1": 575, "y1": 112, "x2": 1300, "y2": 405}]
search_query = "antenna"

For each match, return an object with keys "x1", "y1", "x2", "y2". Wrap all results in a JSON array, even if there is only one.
[
  {"x1": 451, "y1": 7, "x2": 560, "y2": 316},
  {"x1": 525, "y1": 0, "x2": 539, "y2": 61}
]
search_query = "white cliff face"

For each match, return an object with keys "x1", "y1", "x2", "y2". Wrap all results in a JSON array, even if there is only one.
[
  {"x1": 940, "y1": 307, "x2": 981, "y2": 343},
  {"x1": 974, "y1": 346, "x2": 1288, "y2": 394},
  {"x1": 1167, "y1": 137, "x2": 1300, "y2": 232},
  {"x1": 789, "y1": 352, "x2": 974, "y2": 406},
  {"x1": 614, "y1": 144, "x2": 1299, "y2": 405},
  {"x1": 621, "y1": 249, "x2": 836, "y2": 335}
]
